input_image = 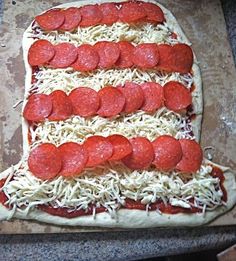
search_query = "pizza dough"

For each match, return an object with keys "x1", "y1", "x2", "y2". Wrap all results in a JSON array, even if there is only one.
[{"x1": 0, "y1": 0, "x2": 235, "y2": 228}]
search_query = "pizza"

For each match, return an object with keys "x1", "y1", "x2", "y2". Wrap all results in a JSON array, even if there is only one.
[{"x1": 0, "y1": 0, "x2": 236, "y2": 228}]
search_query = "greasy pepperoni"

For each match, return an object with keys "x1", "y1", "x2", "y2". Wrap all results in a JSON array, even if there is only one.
[
  {"x1": 72, "y1": 44, "x2": 99, "y2": 72},
  {"x1": 140, "y1": 82, "x2": 163, "y2": 112},
  {"x1": 152, "y1": 135, "x2": 183, "y2": 171},
  {"x1": 163, "y1": 81, "x2": 192, "y2": 112},
  {"x1": 176, "y1": 139, "x2": 203, "y2": 173},
  {"x1": 28, "y1": 143, "x2": 62, "y2": 180},
  {"x1": 118, "y1": 82, "x2": 144, "y2": 113},
  {"x1": 132, "y1": 43, "x2": 159, "y2": 69},
  {"x1": 35, "y1": 9, "x2": 65, "y2": 31},
  {"x1": 119, "y1": 2, "x2": 146, "y2": 23},
  {"x1": 79, "y1": 4, "x2": 103, "y2": 27},
  {"x1": 107, "y1": 134, "x2": 133, "y2": 161},
  {"x1": 157, "y1": 44, "x2": 175, "y2": 72},
  {"x1": 94, "y1": 41, "x2": 120, "y2": 69},
  {"x1": 69, "y1": 87, "x2": 100, "y2": 117},
  {"x1": 48, "y1": 90, "x2": 72, "y2": 121},
  {"x1": 49, "y1": 43, "x2": 78, "y2": 68},
  {"x1": 122, "y1": 137, "x2": 154, "y2": 170},
  {"x1": 97, "y1": 86, "x2": 125, "y2": 117},
  {"x1": 83, "y1": 136, "x2": 113, "y2": 167},
  {"x1": 172, "y1": 44, "x2": 193, "y2": 73},
  {"x1": 99, "y1": 3, "x2": 119, "y2": 25},
  {"x1": 23, "y1": 94, "x2": 52, "y2": 122},
  {"x1": 115, "y1": 41, "x2": 135, "y2": 68},
  {"x1": 59, "y1": 7, "x2": 81, "y2": 31},
  {"x1": 58, "y1": 142, "x2": 88, "y2": 177},
  {"x1": 28, "y1": 40, "x2": 55, "y2": 66},
  {"x1": 140, "y1": 2, "x2": 165, "y2": 23}
]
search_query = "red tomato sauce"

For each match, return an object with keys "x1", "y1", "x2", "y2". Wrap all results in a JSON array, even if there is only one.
[
  {"x1": 211, "y1": 166, "x2": 227, "y2": 202},
  {"x1": 0, "y1": 179, "x2": 8, "y2": 205}
]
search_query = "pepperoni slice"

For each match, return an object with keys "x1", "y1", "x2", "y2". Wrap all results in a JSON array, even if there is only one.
[
  {"x1": 83, "y1": 136, "x2": 113, "y2": 167},
  {"x1": 118, "y1": 82, "x2": 144, "y2": 114},
  {"x1": 28, "y1": 143, "x2": 62, "y2": 180},
  {"x1": 79, "y1": 4, "x2": 103, "y2": 27},
  {"x1": 72, "y1": 44, "x2": 99, "y2": 72},
  {"x1": 99, "y1": 3, "x2": 119, "y2": 25},
  {"x1": 176, "y1": 139, "x2": 203, "y2": 173},
  {"x1": 48, "y1": 90, "x2": 72, "y2": 121},
  {"x1": 152, "y1": 135, "x2": 183, "y2": 171},
  {"x1": 119, "y1": 2, "x2": 146, "y2": 23},
  {"x1": 140, "y1": 2, "x2": 165, "y2": 23},
  {"x1": 172, "y1": 44, "x2": 193, "y2": 73},
  {"x1": 59, "y1": 7, "x2": 81, "y2": 31},
  {"x1": 28, "y1": 40, "x2": 55, "y2": 66},
  {"x1": 163, "y1": 81, "x2": 192, "y2": 112},
  {"x1": 49, "y1": 43, "x2": 78, "y2": 68},
  {"x1": 69, "y1": 87, "x2": 100, "y2": 117},
  {"x1": 140, "y1": 82, "x2": 164, "y2": 112},
  {"x1": 115, "y1": 41, "x2": 135, "y2": 69},
  {"x1": 94, "y1": 41, "x2": 120, "y2": 69},
  {"x1": 157, "y1": 44, "x2": 175, "y2": 72},
  {"x1": 23, "y1": 94, "x2": 52, "y2": 122},
  {"x1": 58, "y1": 142, "x2": 88, "y2": 177},
  {"x1": 122, "y1": 137, "x2": 154, "y2": 170},
  {"x1": 35, "y1": 9, "x2": 65, "y2": 31},
  {"x1": 97, "y1": 87, "x2": 125, "y2": 117},
  {"x1": 132, "y1": 43, "x2": 159, "y2": 69},
  {"x1": 107, "y1": 134, "x2": 133, "y2": 161}
]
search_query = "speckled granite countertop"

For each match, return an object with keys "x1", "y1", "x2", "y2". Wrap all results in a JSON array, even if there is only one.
[{"x1": 0, "y1": 0, "x2": 236, "y2": 260}]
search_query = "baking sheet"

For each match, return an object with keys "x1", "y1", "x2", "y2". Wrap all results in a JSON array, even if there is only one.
[{"x1": 0, "y1": 0, "x2": 236, "y2": 233}]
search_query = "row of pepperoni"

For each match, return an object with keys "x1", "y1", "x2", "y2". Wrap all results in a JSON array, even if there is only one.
[
  {"x1": 23, "y1": 81, "x2": 192, "y2": 122},
  {"x1": 28, "y1": 134, "x2": 203, "y2": 181},
  {"x1": 35, "y1": 1, "x2": 165, "y2": 31},
  {"x1": 28, "y1": 40, "x2": 193, "y2": 74}
]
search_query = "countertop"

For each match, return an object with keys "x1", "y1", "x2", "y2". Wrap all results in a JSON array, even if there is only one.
[{"x1": 0, "y1": 0, "x2": 236, "y2": 260}]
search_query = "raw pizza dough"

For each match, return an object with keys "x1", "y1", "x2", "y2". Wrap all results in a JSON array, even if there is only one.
[{"x1": 0, "y1": 0, "x2": 235, "y2": 228}]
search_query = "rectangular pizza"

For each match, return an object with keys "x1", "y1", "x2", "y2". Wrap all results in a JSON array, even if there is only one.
[{"x1": 0, "y1": 0, "x2": 235, "y2": 228}]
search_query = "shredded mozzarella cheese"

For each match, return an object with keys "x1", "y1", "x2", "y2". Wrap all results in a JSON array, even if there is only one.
[
  {"x1": 29, "y1": 108, "x2": 194, "y2": 148},
  {"x1": 2, "y1": 162, "x2": 224, "y2": 216},
  {"x1": 29, "y1": 22, "x2": 181, "y2": 46}
]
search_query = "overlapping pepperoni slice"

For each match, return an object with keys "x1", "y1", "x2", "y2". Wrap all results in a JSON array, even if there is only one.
[
  {"x1": 28, "y1": 143, "x2": 62, "y2": 180},
  {"x1": 176, "y1": 139, "x2": 203, "y2": 173},
  {"x1": 79, "y1": 4, "x2": 103, "y2": 27},
  {"x1": 99, "y1": 3, "x2": 119, "y2": 25},
  {"x1": 69, "y1": 87, "x2": 100, "y2": 117},
  {"x1": 132, "y1": 43, "x2": 159, "y2": 69},
  {"x1": 83, "y1": 136, "x2": 113, "y2": 167},
  {"x1": 118, "y1": 82, "x2": 144, "y2": 114},
  {"x1": 28, "y1": 40, "x2": 55, "y2": 66},
  {"x1": 122, "y1": 137, "x2": 154, "y2": 170},
  {"x1": 59, "y1": 7, "x2": 81, "y2": 31},
  {"x1": 115, "y1": 41, "x2": 135, "y2": 69},
  {"x1": 107, "y1": 134, "x2": 132, "y2": 161},
  {"x1": 163, "y1": 81, "x2": 192, "y2": 112},
  {"x1": 119, "y1": 1, "x2": 146, "y2": 23},
  {"x1": 94, "y1": 41, "x2": 120, "y2": 69},
  {"x1": 140, "y1": 82, "x2": 163, "y2": 112},
  {"x1": 23, "y1": 94, "x2": 52, "y2": 122},
  {"x1": 35, "y1": 9, "x2": 65, "y2": 31},
  {"x1": 48, "y1": 90, "x2": 72, "y2": 121},
  {"x1": 97, "y1": 86, "x2": 125, "y2": 117},
  {"x1": 152, "y1": 135, "x2": 183, "y2": 171},
  {"x1": 58, "y1": 142, "x2": 88, "y2": 177},
  {"x1": 157, "y1": 44, "x2": 175, "y2": 72},
  {"x1": 172, "y1": 44, "x2": 194, "y2": 73},
  {"x1": 140, "y1": 2, "x2": 165, "y2": 23},
  {"x1": 49, "y1": 43, "x2": 78, "y2": 68},
  {"x1": 72, "y1": 44, "x2": 99, "y2": 72}
]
